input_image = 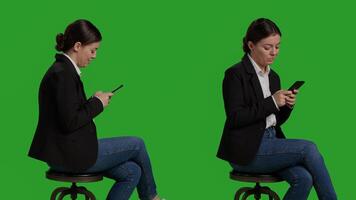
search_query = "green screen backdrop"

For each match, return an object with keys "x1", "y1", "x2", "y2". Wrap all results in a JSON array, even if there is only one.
[{"x1": 1, "y1": 0, "x2": 355, "y2": 199}]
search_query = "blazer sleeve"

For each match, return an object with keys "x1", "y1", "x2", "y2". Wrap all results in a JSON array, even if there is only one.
[
  {"x1": 53, "y1": 71, "x2": 103, "y2": 133},
  {"x1": 276, "y1": 105, "x2": 293, "y2": 126},
  {"x1": 223, "y1": 70, "x2": 279, "y2": 129}
]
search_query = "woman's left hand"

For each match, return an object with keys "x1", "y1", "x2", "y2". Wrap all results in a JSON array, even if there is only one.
[{"x1": 286, "y1": 89, "x2": 298, "y2": 108}]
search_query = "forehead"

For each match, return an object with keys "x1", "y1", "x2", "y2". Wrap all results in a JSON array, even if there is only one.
[{"x1": 258, "y1": 34, "x2": 281, "y2": 45}]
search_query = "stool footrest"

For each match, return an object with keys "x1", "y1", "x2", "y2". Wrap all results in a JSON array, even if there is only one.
[
  {"x1": 230, "y1": 171, "x2": 281, "y2": 200},
  {"x1": 50, "y1": 183, "x2": 96, "y2": 200}
]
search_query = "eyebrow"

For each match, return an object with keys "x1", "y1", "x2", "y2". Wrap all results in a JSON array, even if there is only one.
[{"x1": 263, "y1": 43, "x2": 281, "y2": 47}]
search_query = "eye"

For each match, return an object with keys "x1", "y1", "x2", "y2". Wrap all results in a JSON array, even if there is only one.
[{"x1": 263, "y1": 47, "x2": 271, "y2": 51}]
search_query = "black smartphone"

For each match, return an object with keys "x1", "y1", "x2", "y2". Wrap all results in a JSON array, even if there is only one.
[
  {"x1": 288, "y1": 81, "x2": 305, "y2": 92},
  {"x1": 111, "y1": 84, "x2": 124, "y2": 93}
]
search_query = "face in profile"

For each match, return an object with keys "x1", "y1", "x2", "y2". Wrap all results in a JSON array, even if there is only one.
[
  {"x1": 75, "y1": 42, "x2": 100, "y2": 67},
  {"x1": 248, "y1": 34, "x2": 280, "y2": 68}
]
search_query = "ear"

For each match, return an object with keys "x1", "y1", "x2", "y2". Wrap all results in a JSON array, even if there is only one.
[
  {"x1": 73, "y1": 42, "x2": 82, "y2": 52},
  {"x1": 247, "y1": 41, "x2": 254, "y2": 52}
]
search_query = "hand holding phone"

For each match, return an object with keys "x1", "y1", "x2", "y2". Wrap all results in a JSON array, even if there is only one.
[{"x1": 108, "y1": 84, "x2": 124, "y2": 100}]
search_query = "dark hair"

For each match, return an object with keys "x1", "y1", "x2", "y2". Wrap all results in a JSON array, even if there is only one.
[
  {"x1": 242, "y1": 18, "x2": 281, "y2": 53},
  {"x1": 55, "y1": 19, "x2": 102, "y2": 52}
]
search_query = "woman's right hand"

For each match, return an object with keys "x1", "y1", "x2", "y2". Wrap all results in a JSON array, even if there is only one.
[
  {"x1": 94, "y1": 91, "x2": 114, "y2": 107},
  {"x1": 273, "y1": 90, "x2": 293, "y2": 107}
]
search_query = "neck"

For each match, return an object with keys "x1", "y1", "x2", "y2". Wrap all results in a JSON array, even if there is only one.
[
  {"x1": 249, "y1": 53, "x2": 268, "y2": 73},
  {"x1": 259, "y1": 65, "x2": 268, "y2": 73},
  {"x1": 64, "y1": 51, "x2": 79, "y2": 66}
]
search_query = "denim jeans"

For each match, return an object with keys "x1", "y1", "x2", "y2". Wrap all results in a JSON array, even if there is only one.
[
  {"x1": 230, "y1": 127, "x2": 337, "y2": 200},
  {"x1": 50, "y1": 136, "x2": 157, "y2": 200}
]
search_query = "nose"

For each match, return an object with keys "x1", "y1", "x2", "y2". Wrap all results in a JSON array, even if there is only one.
[
  {"x1": 270, "y1": 47, "x2": 278, "y2": 56},
  {"x1": 92, "y1": 52, "x2": 97, "y2": 59}
]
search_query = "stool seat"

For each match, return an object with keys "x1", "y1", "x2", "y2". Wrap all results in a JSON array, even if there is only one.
[
  {"x1": 230, "y1": 171, "x2": 282, "y2": 183},
  {"x1": 230, "y1": 171, "x2": 282, "y2": 200},
  {"x1": 46, "y1": 169, "x2": 103, "y2": 200},
  {"x1": 46, "y1": 170, "x2": 103, "y2": 183}
]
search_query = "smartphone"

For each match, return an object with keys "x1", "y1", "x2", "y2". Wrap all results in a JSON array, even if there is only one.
[
  {"x1": 288, "y1": 81, "x2": 305, "y2": 93},
  {"x1": 111, "y1": 84, "x2": 124, "y2": 93}
]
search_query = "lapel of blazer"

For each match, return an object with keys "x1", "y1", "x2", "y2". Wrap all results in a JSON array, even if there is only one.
[
  {"x1": 55, "y1": 54, "x2": 87, "y2": 99},
  {"x1": 241, "y1": 54, "x2": 264, "y2": 100}
]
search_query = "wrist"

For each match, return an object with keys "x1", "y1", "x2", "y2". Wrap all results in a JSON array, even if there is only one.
[{"x1": 94, "y1": 96, "x2": 105, "y2": 108}]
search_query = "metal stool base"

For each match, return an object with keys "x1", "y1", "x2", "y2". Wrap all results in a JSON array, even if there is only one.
[
  {"x1": 50, "y1": 183, "x2": 96, "y2": 200},
  {"x1": 234, "y1": 183, "x2": 280, "y2": 200}
]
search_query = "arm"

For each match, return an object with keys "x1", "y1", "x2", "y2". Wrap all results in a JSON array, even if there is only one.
[
  {"x1": 223, "y1": 70, "x2": 279, "y2": 129},
  {"x1": 275, "y1": 105, "x2": 293, "y2": 126},
  {"x1": 53, "y1": 71, "x2": 103, "y2": 133}
]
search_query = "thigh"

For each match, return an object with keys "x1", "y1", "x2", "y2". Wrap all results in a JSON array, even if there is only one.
[
  {"x1": 86, "y1": 136, "x2": 143, "y2": 173},
  {"x1": 257, "y1": 138, "x2": 315, "y2": 156},
  {"x1": 277, "y1": 165, "x2": 312, "y2": 185},
  {"x1": 104, "y1": 161, "x2": 142, "y2": 181},
  {"x1": 231, "y1": 138, "x2": 314, "y2": 173}
]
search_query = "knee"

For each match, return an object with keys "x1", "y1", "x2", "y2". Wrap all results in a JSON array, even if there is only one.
[
  {"x1": 128, "y1": 136, "x2": 146, "y2": 149},
  {"x1": 109, "y1": 161, "x2": 142, "y2": 185},
  {"x1": 297, "y1": 169, "x2": 313, "y2": 189},
  {"x1": 304, "y1": 141, "x2": 323, "y2": 160},
  {"x1": 289, "y1": 167, "x2": 313, "y2": 189},
  {"x1": 121, "y1": 162, "x2": 142, "y2": 184},
  {"x1": 126, "y1": 162, "x2": 142, "y2": 182}
]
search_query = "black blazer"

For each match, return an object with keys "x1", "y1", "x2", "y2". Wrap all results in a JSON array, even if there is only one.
[
  {"x1": 28, "y1": 54, "x2": 103, "y2": 172},
  {"x1": 217, "y1": 54, "x2": 293, "y2": 165}
]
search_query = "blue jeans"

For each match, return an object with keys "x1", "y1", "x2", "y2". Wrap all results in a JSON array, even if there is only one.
[
  {"x1": 230, "y1": 127, "x2": 337, "y2": 200},
  {"x1": 50, "y1": 136, "x2": 157, "y2": 200}
]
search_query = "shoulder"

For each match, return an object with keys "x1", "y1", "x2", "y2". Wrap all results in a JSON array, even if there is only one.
[
  {"x1": 225, "y1": 54, "x2": 253, "y2": 77},
  {"x1": 225, "y1": 61, "x2": 243, "y2": 74},
  {"x1": 42, "y1": 61, "x2": 77, "y2": 88},
  {"x1": 45, "y1": 54, "x2": 75, "y2": 76},
  {"x1": 224, "y1": 61, "x2": 247, "y2": 80},
  {"x1": 49, "y1": 54, "x2": 77, "y2": 76}
]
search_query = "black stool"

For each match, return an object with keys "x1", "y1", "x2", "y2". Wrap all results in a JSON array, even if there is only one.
[
  {"x1": 46, "y1": 170, "x2": 103, "y2": 200},
  {"x1": 230, "y1": 171, "x2": 282, "y2": 200}
]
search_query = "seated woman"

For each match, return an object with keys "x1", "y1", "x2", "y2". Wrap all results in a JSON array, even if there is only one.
[
  {"x1": 216, "y1": 18, "x2": 337, "y2": 200},
  {"x1": 28, "y1": 19, "x2": 164, "y2": 200}
]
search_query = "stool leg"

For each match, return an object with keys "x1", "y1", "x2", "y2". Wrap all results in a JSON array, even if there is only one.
[
  {"x1": 70, "y1": 182, "x2": 78, "y2": 200},
  {"x1": 70, "y1": 191, "x2": 78, "y2": 200},
  {"x1": 58, "y1": 189, "x2": 72, "y2": 200},
  {"x1": 70, "y1": 183, "x2": 78, "y2": 200},
  {"x1": 77, "y1": 186, "x2": 96, "y2": 200},
  {"x1": 76, "y1": 187, "x2": 89, "y2": 200},
  {"x1": 260, "y1": 187, "x2": 280, "y2": 200},
  {"x1": 242, "y1": 189, "x2": 254, "y2": 200},
  {"x1": 235, "y1": 187, "x2": 251, "y2": 200},
  {"x1": 253, "y1": 188, "x2": 261, "y2": 200},
  {"x1": 252, "y1": 183, "x2": 262, "y2": 200},
  {"x1": 50, "y1": 187, "x2": 68, "y2": 200}
]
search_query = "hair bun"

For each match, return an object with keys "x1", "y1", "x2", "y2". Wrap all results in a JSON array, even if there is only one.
[{"x1": 55, "y1": 33, "x2": 65, "y2": 51}]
